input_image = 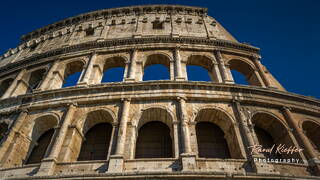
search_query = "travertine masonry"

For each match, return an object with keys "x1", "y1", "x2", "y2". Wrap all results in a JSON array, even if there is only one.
[{"x1": 0, "y1": 4, "x2": 319, "y2": 180}]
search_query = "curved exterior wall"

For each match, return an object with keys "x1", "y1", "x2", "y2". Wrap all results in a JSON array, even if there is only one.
[{"x1": 0, "y1": 4, "x2": 319, "y2": 180}]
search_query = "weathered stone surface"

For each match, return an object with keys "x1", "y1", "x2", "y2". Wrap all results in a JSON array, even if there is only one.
[{"x1": 0, "y1": 4, "x2": 319, "y2": 180}]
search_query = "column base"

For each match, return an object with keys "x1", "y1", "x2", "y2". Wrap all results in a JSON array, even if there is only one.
[
  {"x1": 181, "y1": 153, "x2": 197, "y2": 171},
  {"x1": 108, "y1": 155, "x2": 124, "y2": 173},
  {"x1": 250, "y1": 155, "x2": 279, "y2": 175},
  {"x1": 224, "y1": 80, "x2": 234, "y2": 84},
  {"x1": 77, "y1": 82, "x2": 88, "y2": 87},
  {"x1": 124, "y1": 78, "x2": 136, "y2": 82},
  {"x1": 36, "y1": 158, "x2": 57, "y2": 176},
  {"x1": 175, "y1": 77, "x2": 186, "y2": 81}
]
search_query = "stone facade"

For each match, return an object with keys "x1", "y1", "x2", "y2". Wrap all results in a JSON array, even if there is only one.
[{"x1": 0, "y1": 4, "x2": 319, "y2": 180}]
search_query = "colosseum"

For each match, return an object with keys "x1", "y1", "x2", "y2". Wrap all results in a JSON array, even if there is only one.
[{"x1": 0, "y1": 4, "x2": 319, "y2": 180}]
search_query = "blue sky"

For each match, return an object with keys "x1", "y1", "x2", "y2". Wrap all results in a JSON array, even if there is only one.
[{"x1": 0, "y1": 0, "x2": 319, "y2": 98}]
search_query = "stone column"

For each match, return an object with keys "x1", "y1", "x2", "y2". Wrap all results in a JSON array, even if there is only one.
[
  {"x1": 172, "y1": 121, "x2": 180, "y2": 158},
  {"x1": 211, "y1": 64, "x2": 223, "y2": 83},
  {"x1": 108, "y1": 98, "x2": 130, "y2": 173},
  {"x1": 252, "y1": 55, "x2": 271, "y2": 88},
  {"x1": 125, "y1": 49, "x2": 137, "y2": 81},
  {"x1": 107, "y1": 123, "x2": 118, "y2": 160},
  {"x1": 232, "y1": 100, "x2": 278, "y2": 174},
  {"x1": 169, "y1": 60, "x2": 175, "y2": 80},
  {"x1": 215, "y1": 50, "x2": 234, "y2": 84},
  {"x1": 37, "y1": 103, "x2": 77, "y2": 176},
  {"x1": 177, "y1": 96, "x2": 196, "y2": 171},
  {"x1": 2, "y1": 69, "x2": 26, "y2": 99},
  {"x1": 38, "y1": 60, "x2": 60, "y2": 91},
  {"x1": 78, "y1": 52, "x2": 97, "y2": 85},
  {"x1": 281, "y1": 107, "x2": 320, "y2": 175},
  {"x1": 174, "y1": 48, "x2": 185, "y2": 81}
]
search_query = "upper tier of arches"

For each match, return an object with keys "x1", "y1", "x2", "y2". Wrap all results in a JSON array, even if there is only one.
[{"x1": 0, "y1": 50, "x2": 282, "y2": 100}]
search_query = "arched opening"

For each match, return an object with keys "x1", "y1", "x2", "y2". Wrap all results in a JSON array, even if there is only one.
[
  {"x1": 101, "y1": 56, "x2": 126, "y2": 83},
  {"x1": 78, "y1": 123, "x2": 112, "y2": 161},
  {"x1": 27, "y1": 69, "x2": 46, "y2": 92},
  {"x1": 302, "y1": 121, "x2": 320, "y2": 152},
  {"x1": 254, "y1": 126, "x2": 281, "y2": 159},
  {"x1": 196, "y1": 122, "x2": 230, "y2": 158},
  {"x1": 62, "y1": 61, "x2": 84, "y2": 88},
  {"x1": 0, "y1": 78, "x2": 14, "y2": 97},
  {"x1": 231, "y1": 70, "x2": 248, "y2": 85},
  {"x1": 228, "y1": 59, "x2": 262, "y2": 86},
  {"x1": 26, "y1": 129, "x2": 54, "y2": 164},
  {"x1": 252, "y1": 113, "x2": 302, "y2": 160},
  {"x1": 186, "y1": 55, "x2": 217, "y2": 82},
  {"x1": 135, "y1": 121, "x2": 172, "y2": 158},
  {"x1": 135, "y1": 108, "x2": 174, "y2": 158},
  {"x1": 77, "y1": 110, "x2": 114, "y2": 161},
  {"x1": 143, "y1": 54, "x2": 170, "y2": 81},
  {"x1": 26, "y1": 115, "x2": 58, "y2": 164},
  {"x1": 0, "y1": 122, "x2": 8, "y2": 141},
  {"x1": 194, "y1": 108, "x2": 243, "y2": 159}
]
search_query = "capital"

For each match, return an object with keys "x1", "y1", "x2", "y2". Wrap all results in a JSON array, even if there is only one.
[
  {"x1": 281, "y1": 106, "x2": 292, "y2": 112},
  {"x1": 121, "y1": 98, "x2": 131, "y2": 102},
  {"x1": 177, "y1": 96, "x2": 187, "y2": 101}
]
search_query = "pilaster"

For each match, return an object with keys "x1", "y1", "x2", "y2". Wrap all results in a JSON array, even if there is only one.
[{"x1": 36, "y1": 103, "x2": 77, "y2": 176}]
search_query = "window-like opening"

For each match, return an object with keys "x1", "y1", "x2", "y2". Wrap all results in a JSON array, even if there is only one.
[
  {"x1": 78, "y1": 123, "x2": 112, "y2": 161},
  {"x1": 26, "y1": 129, "x2": 54, "y2": 164},
  {"x1": 228, "y1": 59, "x2": 262, "y2": 86},
  {"x1": 252, "y1": 113, "x2": 302, "y2": 161},
  {"x1": 0, "y1": 123, "x2": 8, "y2": 141},
  {"x1": 254, "y1": 127, "x2": 281, "y2": 159},
  {"x1": 143, "y1": 64, "x2": 169, "y2": 81},
  {"x1": 102, "y1": 67, "x2": 124, "y2": 82},
  {"x1": 101, "y1": 57, "x2": 126, "y2": 83},
  {"x1": 187, "y1": 55, "x2": 217, "y2": 82},
  {"x1": 302, "y1": 121, "x2": 320, "y2": 152},
  {"x1": 196, "y1": 122, "x2": 230, "y2": 158},
  {"x1": 85, "y1": 27, "x2": 94, "y2": 36},
  {"x1": 231, "y1": 70, "x2": 248, "y2": 85},
  {"x1": 187, "y1": 65, "x2": 211, "y2": 81},
  {"x1": 135, "y1": 121, "x2": 173, "y2": 158},
  {"x1": 153, "y1": 21, "x2": 164, "y2": 29},
  {"x1": 27, "y1": 69, "x2": 46, "y2": 92},
  {"x1": 143, "y1": 54, "x2": 170, "y2": 81},
  {"x1": 62, "y1": 61, "x2": 84, "y2": 88},
  {"x1": 0, "y1": 78, "x2": 14, "y2": 97}
]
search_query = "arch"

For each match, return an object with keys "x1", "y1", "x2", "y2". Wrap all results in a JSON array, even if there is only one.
[
  {"x1": 193, "y1": 107, "x2": 243, "y2": 158},
  {"x1": 101, "y1": 56, "x2": 126, "y2": 83},
  {"x1": 186, "y1": 55, "x2": 218, "y2": 82},
  {"x1": 251, "y1": 112, "x2": 302, "y2": 160},
  {"x1": 81, "y1": 109, "x2": 115, "y2": 135},
  {"x1": 143, "y1": 54, "x2": 171, "y2": 81},
  {"x1": 77, "y1": 123, "x2": 112, "y2": 161},
  {"x1": 228, "y1": 58, "x2": 262, "y2": 86},
  {"x1": 26, "y1": 129, "x2": 55, "y2": 164},
  {"x1": 135, "y1": 121, "x2": 173, "y2": 158},
  {"x1": 26, "y1": 114, "x2": 58, "y2": 164},
  {"x1": 196, "y1": 122, "x2": 230, "y2": 158},
  {"x1": 0, "y1": 78, "x2": 14, "y2": 97},
  {"x1": 27, "y1": 68, "x2": 47, "y2": 92},
  {"x1": 136, "y1": 107, "x2": 174, "y2": 130},
  {"x1": 77, "y1": 109, "x2": 115, "y2": 161},
  {"x1": 62, "y1": 60, "x2": 84, "y2": 87},
  {"x1": 302, "y1": 120, "x2": 320, "y2": 152}
]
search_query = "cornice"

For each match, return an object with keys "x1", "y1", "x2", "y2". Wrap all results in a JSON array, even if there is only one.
[
  {"x1": 0, "y1": 81, "x2": 318, "y2": 116},
  {"x1": 20, "y1": 5, "x2": 208, "y2": 43},
  {"x1": 0, "y1": 37, "x2": 259, "y2": 77}
]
